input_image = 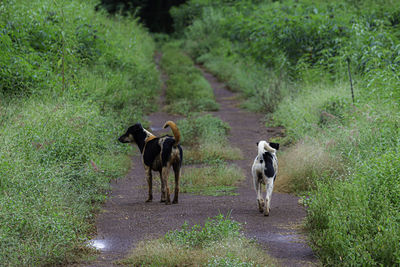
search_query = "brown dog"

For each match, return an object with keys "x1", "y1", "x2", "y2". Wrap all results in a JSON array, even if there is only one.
[{"x1": 118, "y1": 121, "x2": 183, "y2": 204}]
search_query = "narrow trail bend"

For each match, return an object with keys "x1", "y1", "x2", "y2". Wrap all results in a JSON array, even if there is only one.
[{"x1": 85, "y1": 57, "x2": 317, "y2": 267}]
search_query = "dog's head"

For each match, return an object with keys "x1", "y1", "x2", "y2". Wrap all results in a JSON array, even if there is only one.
[
  {"x1": 256, "y1": 141, "x2": 279, "y2": 154},
  {"x1": 118, "y1": 123, "x2": 144, "y2": 144}
]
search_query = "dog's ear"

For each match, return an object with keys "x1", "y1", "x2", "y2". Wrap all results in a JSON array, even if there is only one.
[
  {"x1": 269, "y1": 142, "x2": 279, "y2": 150},
  {"x1": 256, "y1": 142, "x2": 259, "y2": 146}
]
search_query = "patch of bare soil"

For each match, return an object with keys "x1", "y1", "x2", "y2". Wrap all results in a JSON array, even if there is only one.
[{"x1": 82, "y1": 57, "x2": 317, "y2": 267}]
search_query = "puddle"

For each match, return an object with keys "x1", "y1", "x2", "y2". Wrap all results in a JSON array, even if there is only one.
[{"x1": 87, "y1": 239, "x2": 109, "y2": 251}]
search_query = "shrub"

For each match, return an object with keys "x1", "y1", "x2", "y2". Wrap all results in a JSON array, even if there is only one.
[{"x1": 0, "y1": 0, "x2": 159, "y2": 265}]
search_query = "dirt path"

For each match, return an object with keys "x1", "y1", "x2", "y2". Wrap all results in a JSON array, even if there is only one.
[{"x1": 84, "y1": 59, "x2": 317, "y2": 267}]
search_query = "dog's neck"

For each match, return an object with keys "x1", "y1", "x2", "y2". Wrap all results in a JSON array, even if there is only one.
[
  {"x1": 134, "y1": 130, "x2": 148, "y2": 153},
  {"x1": 135, "y1": 128, "x2": 155, "y2": 153}
]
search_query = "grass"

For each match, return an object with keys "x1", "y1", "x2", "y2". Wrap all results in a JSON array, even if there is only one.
[
  {"x1": 160, "y1": 42, "x2": 219, "y2": 114},
  {"x1": 0, "y1": 0, "x2": 159, "y2": 265},
  {"x1": 197, "y1": 52, "x2": 291, "y2": 114},
  {"x1": 170, "y1": 0, "x2": 400, "y2": 264},
  {"x1": 178, "y1": 114, "x2": 243, "y2": 164},
  {"x1": 177, "y1": 164, "x2": 244, "y2": 196},
  {"x1": 274, "y1": 139, "x2": 345, "y2": 194},
  {"x1": 174, "y1": 114, "x2": 244, "y2": 195},
  {"x1": 119, "y1": 214, "x2": 276, "y2": 266},
  {"x1": 184, "y1": 144, "x2": 242, "y2": 165},
  {"x1": 158, "y1": 48, "x2": 245, "y2": 194}
]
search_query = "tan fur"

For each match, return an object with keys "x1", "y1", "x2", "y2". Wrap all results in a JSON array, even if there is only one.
[
  {"x1": 145, "y1": 135, "x2": 157, "y2": 143},
  {"x1": 163, "y1": 121, "x2": 181, "y2": 146}
]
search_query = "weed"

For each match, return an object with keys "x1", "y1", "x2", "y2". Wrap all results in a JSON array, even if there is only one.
[
  {"x1": 120, "y1": 215, "x2": 275, "y2": 266},
  {"x1": 160, "y1": 42, "x2": 219, "y2": 114},
  {"x1": 171, "y1": 0, "x2": 400, "y2": 265},
  {"x1": 176, "y1": 164, "x2": 244, "y2": 196},
  {"x1": 0, "y1": 0, "x2": 159, "y2": 265}
]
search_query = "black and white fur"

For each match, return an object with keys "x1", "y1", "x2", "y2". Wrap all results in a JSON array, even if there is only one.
[
  {"x1": 118, "y1": 122, "x2": 183, "y2": 205},
  {"x1": 251, "y1": 140, "x2": 279, "y2": 216}
]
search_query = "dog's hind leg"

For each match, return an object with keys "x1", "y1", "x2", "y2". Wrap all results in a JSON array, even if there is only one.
[
  {"x1": 159, "y1": 170, "x2": 166, "y2": 202},
  {"x1": 145, "y1": 166, "x2": 153, "y2": 202},
  {"x1": 253, "y1": 170, "x2": 264, "y2": 213},
  {"x1": 161, "y1": 166, "x2": 171, "y2": 205},
  {"x1": 172, "y1": 163, "x2": 180, "y2": 204},
  {"x1": 264, "y1": 178, "x2": 274, "y2": 216}
]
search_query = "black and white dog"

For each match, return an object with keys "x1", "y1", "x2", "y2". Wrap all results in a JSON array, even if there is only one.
[
  {"x1": 251, "y1": 140, "x2": 279, "y2": 216},
  {"x1": 118, "y1": 121, "x2": 183, "y2": 205}
]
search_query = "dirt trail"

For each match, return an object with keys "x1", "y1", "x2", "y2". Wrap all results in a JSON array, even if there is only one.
[{"x1": 84, "y1": 59, "x2": 317, "y2": 267}]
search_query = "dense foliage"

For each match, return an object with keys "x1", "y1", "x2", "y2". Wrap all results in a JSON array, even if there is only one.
[
  {"x1": 170, "y1": 0, "x2": 400, "y2": 265},
  {"x1": 0, "y1": 0, "x2": 159, "y2": 265}
]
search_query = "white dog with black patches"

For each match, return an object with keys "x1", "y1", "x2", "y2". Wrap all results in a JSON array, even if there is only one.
[{"x1": 251, "y1": 140, "x2": 279, "y2": 216}]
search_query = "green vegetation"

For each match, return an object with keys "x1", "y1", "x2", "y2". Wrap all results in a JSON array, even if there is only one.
[
  {"x1": 4, "y1": 0, "x2": 399, "y2": 265},
  {"x1": 160, "y1": 43, "x2": 244, "y2": 195},
  {"x1": 178, "y1": 114, "x2": 243, "y2": 164},
  {"x1": 160, "y1": 42, "x2": 219, "y2": 114},
  {"x1": 120, "y1": 214, "x2": 275, "y2": 266},
  {"x1": 170, "y1": 0, "x2": 400, "y2": 265},
  {"x1": 0, "y1": 0, "x2": 159, "y2": 265},
  {"x1": 177, "y1": 164, "x2": 244, "y2": 196}
]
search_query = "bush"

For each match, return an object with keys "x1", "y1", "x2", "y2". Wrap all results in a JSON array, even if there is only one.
[{"x1": 0, "y1": 0, "x2": 159, "y2": 265}]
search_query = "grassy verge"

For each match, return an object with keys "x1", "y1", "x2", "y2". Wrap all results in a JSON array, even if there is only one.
[
  {"x1": 0, "y1": 0, "x2": 159, "y2": 265},
  {"x1": 271, "y1": 79, "x2": 399, "y2": 265},
  {"x1": 119, "y1": 214, "x2": 275, "y2": 266}
]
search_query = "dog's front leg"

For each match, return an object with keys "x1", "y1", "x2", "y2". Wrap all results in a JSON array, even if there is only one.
[
  {"x1": 264, "y1": 178, "x2": 274, "y2": 216},
  {"x1": 161, "y1": 167, "x2": 171, "y2": 205},
  {"x1": 145, "y1": 166, "x2": 153, "y2": 202}
]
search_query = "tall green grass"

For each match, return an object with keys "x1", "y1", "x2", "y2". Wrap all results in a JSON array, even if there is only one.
[
  {"x1": 0, "y1": 0, "x2": 159, "y2": 265},
  {"x1": 171, "y1": 0, "x2": 400, "y2": 265}
]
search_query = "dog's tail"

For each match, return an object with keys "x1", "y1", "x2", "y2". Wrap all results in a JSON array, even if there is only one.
[
  {"x1": 163, "y1": 121, "x2": 181, "y2": 146},
  {"x1": 258, "y1": 141, "x2": 276, "y2": 154}
]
